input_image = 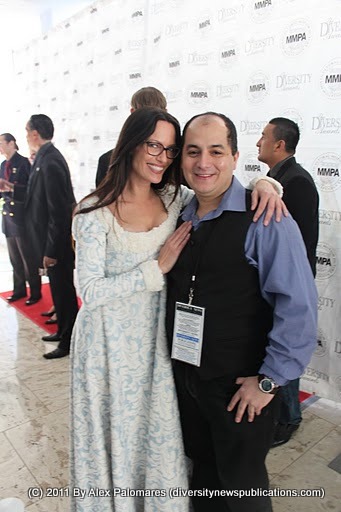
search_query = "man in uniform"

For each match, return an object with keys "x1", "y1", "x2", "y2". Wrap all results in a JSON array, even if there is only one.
[{"x1": 0, "y1": 133, "x2": 41, "y2": 304}]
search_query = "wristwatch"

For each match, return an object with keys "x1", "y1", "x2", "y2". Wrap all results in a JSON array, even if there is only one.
[{"x1": 258, "y1": 375, "x2": 279, "y2": 394}]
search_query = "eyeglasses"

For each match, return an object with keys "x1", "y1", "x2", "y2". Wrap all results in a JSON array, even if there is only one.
[{"x1": 144, "y1": 140, "x2": 180, "y2": 159}]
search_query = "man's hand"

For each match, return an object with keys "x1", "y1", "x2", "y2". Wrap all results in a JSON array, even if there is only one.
[
  {"x1": 0, "y1": 178, "x2": 13, "y2": 192},
  {"x1": 227, "y1": 376, "x2": 274, "y2": 423},
  {"x1": 251, "y1": 180, "x2": 288, "y2": 226},
  {"x1": 158, "y1": 221, "x2": 192, "y2": 274},
  {"x1": 43, "y1": 256, "x2": 58, "y2": 269}
]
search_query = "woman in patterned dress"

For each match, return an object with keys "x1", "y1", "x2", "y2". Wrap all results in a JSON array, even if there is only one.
[{"x1": 70, "y1": 108, "x2": 193, "y2": 512}]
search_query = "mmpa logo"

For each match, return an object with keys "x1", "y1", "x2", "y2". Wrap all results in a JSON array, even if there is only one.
[
  {"x1": 246, "y1": 71, "x2": 270, "y2": 103},
  {"x1": 320, "y1": 59, "x2": 341, "y2": 99},
  {"x1": 219, "y1": 40, "x2": 239, "y2": 68},
  {"x1": 313, "y1": 152, "x2": 341, "y2": 192},
  {"x1": 187, "y1": 82, "x2": 211, "y2": 107},
  {"x1": 167, "y1": 52, "x2": 182, "y2": 76},
  {"x1": 240, "y1": 152, "x2": 267, "y2": 184},
  {"x1": 282, "y1": 18, "x2": 311, "y2": 56},
  {"x1": 315, "y1": 242, "x2": 337, "y2": 281},
  {"x1": 250, "y1": 0, "x2": 274, "y2": 23}
]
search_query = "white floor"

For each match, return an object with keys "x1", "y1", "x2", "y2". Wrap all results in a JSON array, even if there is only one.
[{"x1": 0, "y1": 240, "x2": 340, "y2": 511}]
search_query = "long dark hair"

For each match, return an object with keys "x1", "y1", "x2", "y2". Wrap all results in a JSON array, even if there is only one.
[{"x1": 77, "y1": 107, "x2": 181, "y2": 215}]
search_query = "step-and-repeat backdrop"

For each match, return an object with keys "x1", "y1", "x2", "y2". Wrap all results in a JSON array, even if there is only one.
[{"x1": 11, "y1": 0, "x2": 341, "y2": 400}]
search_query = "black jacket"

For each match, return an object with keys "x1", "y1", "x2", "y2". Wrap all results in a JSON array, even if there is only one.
[
  {"x1": 268, "y1": 157, "x2": 319, "y2": 275},
  {"x1": 0, "y1": 152, "x2": 31, "y2": 237},
  {"x1": 14, "y1": 142, "x2": 76, "y2": 266}
]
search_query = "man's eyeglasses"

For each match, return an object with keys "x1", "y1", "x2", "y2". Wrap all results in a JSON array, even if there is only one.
[{"x1": 144, "y1": 140, "x2": 180, "y2": 160}]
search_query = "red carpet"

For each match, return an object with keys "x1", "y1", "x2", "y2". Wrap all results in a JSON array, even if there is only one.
[
  {"x1": 1, "y1": 283, "x2": 59, "y2": 334},
  {"x1": 299, "y1": 390, "x2": 313, "y2": 403}
]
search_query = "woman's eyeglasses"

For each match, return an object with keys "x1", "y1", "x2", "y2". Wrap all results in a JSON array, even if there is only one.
[{"x1": 144, "y1": 140, "x2": 180, "y2": 159}]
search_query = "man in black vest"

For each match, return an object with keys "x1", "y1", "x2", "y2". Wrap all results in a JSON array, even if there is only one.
[
  {"x1": 166, "y1": 113, "x2": 317, "y2": 512},
  {"x1": 257, "y1": 118, "x2": 319, "y2": 446}
]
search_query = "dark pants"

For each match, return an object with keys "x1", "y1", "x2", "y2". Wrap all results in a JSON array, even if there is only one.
[
  {"x1": 174, "y1": 363, "x2": 278, "y2": 512},
  {"x1": 6, "y1": 236, "x2": 41, "y2": 299},
  {"x1": 277, "y1": 378, "x2": 302, "y2": 425},
  {"x1": 47, "y1": 260, "x2": 78, "y2": 353}
]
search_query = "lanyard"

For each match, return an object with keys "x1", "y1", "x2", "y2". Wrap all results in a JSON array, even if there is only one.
[{"x1": 187, "y1": 215, "x2": 223, "y2": 305}]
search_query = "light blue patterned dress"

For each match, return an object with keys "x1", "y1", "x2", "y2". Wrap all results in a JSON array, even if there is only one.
[{"x1": 70, "y1": 186, "x2": 193, "y2": 512}]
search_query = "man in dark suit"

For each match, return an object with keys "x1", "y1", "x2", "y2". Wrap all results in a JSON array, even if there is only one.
[
  {"x1": 95, "y1": 86, "x2": 168, "y2": 187},
  {"x1": 0, "y1": 133, "x2": 41, "y2": 303},
  {"x1": 257, "y1": 117, "x2": 319, "y2": 445},
  {"x1": 5, "y1": 115, "x2": 78, "y2": 359}
]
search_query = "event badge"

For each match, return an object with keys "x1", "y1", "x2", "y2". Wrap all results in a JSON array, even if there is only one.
[{"x1": 171, "y1": 302, "x2": 205, "y2": 366}]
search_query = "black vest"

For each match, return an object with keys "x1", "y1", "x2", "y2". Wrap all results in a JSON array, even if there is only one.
[{"x1": 166, "y1": 198, "x2": 273, "y2": 380}]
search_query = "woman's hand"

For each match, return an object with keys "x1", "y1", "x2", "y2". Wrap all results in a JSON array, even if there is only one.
[
  {"x1": 251, "y1": 179, "x2": 288, "y2": 226},
  {"x1": 158, "y1": 221, "x2": 192, "y2": 274}
]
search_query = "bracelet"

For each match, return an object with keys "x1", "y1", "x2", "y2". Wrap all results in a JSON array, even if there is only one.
[{"x1": 249, "y1": 176, "x2": 283, "y2": 198}]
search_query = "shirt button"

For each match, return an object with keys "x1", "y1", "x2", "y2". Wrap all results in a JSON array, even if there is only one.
[
  {"x1": 9, "y1": 213, "x2": 14, "y2": 217},
  {"x1": 10, "y1": 201, "x2": 15, "y2": 205}
]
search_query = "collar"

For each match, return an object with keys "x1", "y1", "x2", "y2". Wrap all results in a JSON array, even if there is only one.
[
  {"x1": 269, "y1": 155, "x2": 295, "y2": 178},
  {"x1": 36, "y1": 141, "x2": 53, "y2": 158},
  {"x1": 181, "y1": 176, "x2": 247, "y2": 228}
]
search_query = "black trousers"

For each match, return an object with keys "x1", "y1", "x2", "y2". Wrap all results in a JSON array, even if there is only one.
[
  {"x1": 174, "y1": 363, "x2": 279, "y2": 512},
  {"x1": 47, "y1": 260, "x2": 78, "y2": 352},
  {"x1": 6, "y1": 236, "x2": 41, "y2": 299}
]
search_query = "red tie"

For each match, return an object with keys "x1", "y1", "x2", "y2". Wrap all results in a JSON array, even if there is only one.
[{"x1": 4, "y1": 161, "x2": 11, "y2": 180}]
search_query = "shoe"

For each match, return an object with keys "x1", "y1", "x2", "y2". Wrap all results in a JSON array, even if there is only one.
[
  {"x1": 42, "y1": 333, "x2": 61, "y2": 342},
  {"x1": 41, "y1": 310, "x2": 55, "y2": 317},
  {"x1": 45, "y1": 318, "x2": 57, "y2": 325},
  {"x1": 272, "y1": 423, "x2": 300, "y2": 447},
  {"x1": 7, "y1": 294, "x2": 26, "y2": 302},
  {"x1": 25, "y1": 297, "x2": 42, "y2": 306},
  {"x1": 43, "y1": 348, "x2": 69, "y2": 359}
]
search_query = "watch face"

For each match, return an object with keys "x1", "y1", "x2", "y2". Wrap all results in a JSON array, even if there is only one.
[{"x1": 261, "y1": 379, "x2": 273, "y2": 392}]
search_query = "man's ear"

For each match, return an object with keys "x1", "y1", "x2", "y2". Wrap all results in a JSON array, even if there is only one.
[
  {"x1": 276, "y1": 139, "x2": 285, "y2": 151},
  {"x1": 233, "y1": 150, "x2": 240, "y2": 169},
  {"x1": 130, "y1": 107, "x2": 135, "y2": 114}
]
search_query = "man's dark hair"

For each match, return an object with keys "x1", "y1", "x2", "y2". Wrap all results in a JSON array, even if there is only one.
[
  {"x1": 28, "y1": 114, "x2": 54, "y2": 140},
  {"x1": 182, "y1": 112, "x2": 238, "y2": 155},
  {"x1": 78, "y1": 107, "x2": 181, "y2": 215},
  {"x1": 269, "y1": 117, "x2": 299, "y2": 153},
  {"x1": 131, "y1": 87, "x2": 167, "y2": 110},
  {"x1": 0, "y1": 133, "x2": 19, "y2": 150}
]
